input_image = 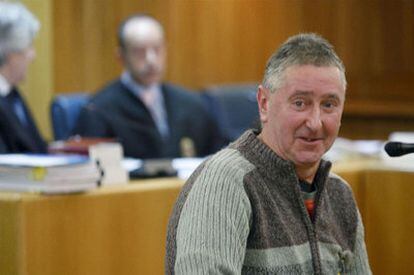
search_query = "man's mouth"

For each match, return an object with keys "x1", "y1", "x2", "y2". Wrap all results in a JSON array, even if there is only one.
[{"x1": 299, "y1": 137, "x2": 323, "y2": 143}]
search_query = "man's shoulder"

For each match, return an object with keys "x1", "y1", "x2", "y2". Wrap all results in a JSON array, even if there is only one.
[
  {"x1": 162, "y1": 83, "x2": 202, "y2": 104},
  {"x1": 162, "y1": 82, "x2": 192, "y2": 94},
  {"x1": 197, "y1": 147, "x2": 256, "y2": 182},
  {"x1": 88, "y1": 79, "x2": 130, "y2": 106},
  {"x1": 327, "y1": 172, "x2": 356, "y2": 199},
  {"x1": 328, "y1": 172, "x2": 351, "y2": 188}
]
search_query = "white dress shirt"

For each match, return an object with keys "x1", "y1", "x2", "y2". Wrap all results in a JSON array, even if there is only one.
[{"x1": 0, "y1": 73, "x2": 11, "y2": 97}]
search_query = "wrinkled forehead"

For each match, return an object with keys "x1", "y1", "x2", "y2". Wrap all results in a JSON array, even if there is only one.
[
  {"x1": 274, "y1": 65, "x2": 346, "y2": 102},
  {"x1": 281, "y1": 64, "x2": 346, "y2": 93},
  {"x1": 123, "y1": 18, "x2": 164, "y2": 47}
]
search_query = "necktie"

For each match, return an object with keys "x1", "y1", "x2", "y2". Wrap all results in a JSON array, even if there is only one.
[
  {"x1": 140, "y1": 88, "x2": 155, "y2": 109},
  {"x1": 140, "y1": 88, "x2": 169, "y2": 138}
]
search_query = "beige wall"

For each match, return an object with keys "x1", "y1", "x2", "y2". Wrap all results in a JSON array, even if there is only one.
[{"x1": 21, "y1": 0, "x2": 53, "y2": 140}]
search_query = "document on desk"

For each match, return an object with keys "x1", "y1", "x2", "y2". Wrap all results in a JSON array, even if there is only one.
[
  {"x1": 0, "y1": 154, "x2": 89, "y2": 167},
  {"x1": 172, "y1": 158, "x2": 205, "y2": 180},
  {"x1": 0, "y1": 154, "x2": 101, "y2": 194}
]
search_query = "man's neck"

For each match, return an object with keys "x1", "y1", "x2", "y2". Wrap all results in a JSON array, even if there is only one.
[
  {"x1": 295, "y1": 162, "x2": 320, "y2": 184},
  {"x1": 121, "y1": 71, "x2": 160, "y2": 93}
]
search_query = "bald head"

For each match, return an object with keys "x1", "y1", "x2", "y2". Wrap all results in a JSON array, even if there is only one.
[
  {"x1": 118, "y1": 15, "x2": 164, "y2": 50},
  {"x1": 118, "y1": 15, "x2": 166, "y2": 86}
]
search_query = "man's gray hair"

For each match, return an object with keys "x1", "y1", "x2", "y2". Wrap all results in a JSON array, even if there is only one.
[
  {"x1": 263, "y1": 33, "x2": 346, "y2": 92},
  {"x1": 0, "y1": 1, "x2": 40, "y2": 66}
]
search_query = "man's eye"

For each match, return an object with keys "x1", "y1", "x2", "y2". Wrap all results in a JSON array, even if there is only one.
[
  {"x1": 322, "y1": 101, "x2": 337, "y2": 109},
  {"x1": 294, "y1": 100, "x2": 305, "y2": 108}
]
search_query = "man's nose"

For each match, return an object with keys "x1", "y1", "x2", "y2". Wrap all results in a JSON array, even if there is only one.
[
  {"x1": 145, "y1": 48, "x2": 157, "y2": 64},
  {"x1": 305, "y1": 106, "x2": 322, "y2": 131}
]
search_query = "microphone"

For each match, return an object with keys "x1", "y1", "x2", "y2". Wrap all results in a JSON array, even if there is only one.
[{"x1": 384, "y1": 141, "x2": 414, "y2": 157}]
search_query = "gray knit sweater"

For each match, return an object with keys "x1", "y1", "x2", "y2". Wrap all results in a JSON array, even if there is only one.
[{"x1": 166, "y1": 130, "x2": 371, "y2": 274}]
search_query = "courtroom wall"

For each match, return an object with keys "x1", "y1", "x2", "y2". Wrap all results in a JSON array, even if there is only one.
[
  {"x1": 27, "y1": 0, "x2": 414, "y2": 139},
  {"x1": 21, "y1": 0, "x2": 53, "y2": 140}
]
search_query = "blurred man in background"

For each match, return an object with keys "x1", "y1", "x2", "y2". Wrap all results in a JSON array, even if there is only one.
[
  {"x1": 0, "y1": 1, "x2": 47, "y2": 153},
  {"x1": 74, "y1": 14, "x2": 224, "y2": 159}
]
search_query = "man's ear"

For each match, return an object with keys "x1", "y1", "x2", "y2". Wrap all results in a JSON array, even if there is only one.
[{"x1": 257, "y1": 85, "x2": 269, "y2": 123}]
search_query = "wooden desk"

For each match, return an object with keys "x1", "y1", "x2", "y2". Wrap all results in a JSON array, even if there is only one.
[
  {"x1": 0, "y1": 178, "x2": 184, "y2": 275},
  {"x1": 0, "y1": 162, "x2": 412, "y2": 275},
  {"x1": 334, "y1": 160, "x2": 414, "y2": 275}
]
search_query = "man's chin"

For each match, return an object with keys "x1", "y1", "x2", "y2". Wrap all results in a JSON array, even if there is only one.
[
  {"x1": 137, "y1": 75, "x2": 162, "y2": 86},
  {"x1": 133, "y1": 73, "x2": 162, "y2": 87}
]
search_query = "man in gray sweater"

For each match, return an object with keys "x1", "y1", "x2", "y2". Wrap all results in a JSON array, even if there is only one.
[{"x1": 166, "y1": 33, "x2": 371, "y2": 274}]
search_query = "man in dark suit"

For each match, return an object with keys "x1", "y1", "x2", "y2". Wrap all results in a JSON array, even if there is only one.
[
  {"x1": 74, "y1": 15, "x2": 224, "y2": 159},
  {"x1": 0, "y1": 2, "x2": 47, "y2": 154}
]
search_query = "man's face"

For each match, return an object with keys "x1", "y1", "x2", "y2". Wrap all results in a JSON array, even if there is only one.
[
  {"x1": 258, "y1": 65, "x2": 345, "y2": 169},
  {"x1": 120, "y1": 20, "x2": 166, "y2": 87},
  {"x1": 3, "y1": 46, "x2": 36, "y2": 85}
]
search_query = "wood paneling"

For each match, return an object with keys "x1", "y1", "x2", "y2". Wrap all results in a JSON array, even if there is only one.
[
  {"x1": 0, "y1": 178, "x2": 184, "y2": 275},
  {"x1": 363, "y1": 170, "x2": 414, "y2": 275},
  {"x1": 166, "y1": 1, "x2": 304, "y2": 88},
  {"x1": 53, "y1": 0, "x2": 121, "y2": 93},
  {"x1": 21, "y1": 0, "x2": 414, "y2": 140},
  {"x1": 340, "y1": 116, "x2": 414, "y2": 140},
  {"x1": 333, "y1": 162, "x2": 414, "y2": 275},
  {"x1": 21, "y1": 0, "x2": 53, "y2": 139}
]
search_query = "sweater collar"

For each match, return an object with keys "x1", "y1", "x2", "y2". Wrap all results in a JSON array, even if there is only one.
[{"x1": 232, "y1": 129, "x2": 332, "y2": 184}]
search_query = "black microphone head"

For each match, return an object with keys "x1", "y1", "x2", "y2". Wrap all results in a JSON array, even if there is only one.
[{"x1": 384, "y1": 142, "x2": 403, "y2": 157}]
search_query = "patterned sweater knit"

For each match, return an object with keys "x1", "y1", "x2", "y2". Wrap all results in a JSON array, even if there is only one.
[{"x1": 166, "y1": 130, "x2": 371, "y2": 274}]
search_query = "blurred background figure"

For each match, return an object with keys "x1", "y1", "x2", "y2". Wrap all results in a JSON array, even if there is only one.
[
  {"x1": 73, "y1": 14, "x2": 224, "y2": 159},
  {"x1": 0, "y1": 1, "x2": 47, "y2": 153}
]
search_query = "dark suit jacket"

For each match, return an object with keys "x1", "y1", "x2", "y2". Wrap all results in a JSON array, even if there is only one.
[
  {"x1": 0, "y1": 88, "x2": 47, "y2": 153},
  {"x1": 73, "y1": 80, "x2": 225, "y2": 159}
]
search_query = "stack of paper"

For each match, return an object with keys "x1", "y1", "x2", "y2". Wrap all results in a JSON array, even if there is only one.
[{"x1": 0, "y1": 154, "x2": 101, "y2": 194}]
